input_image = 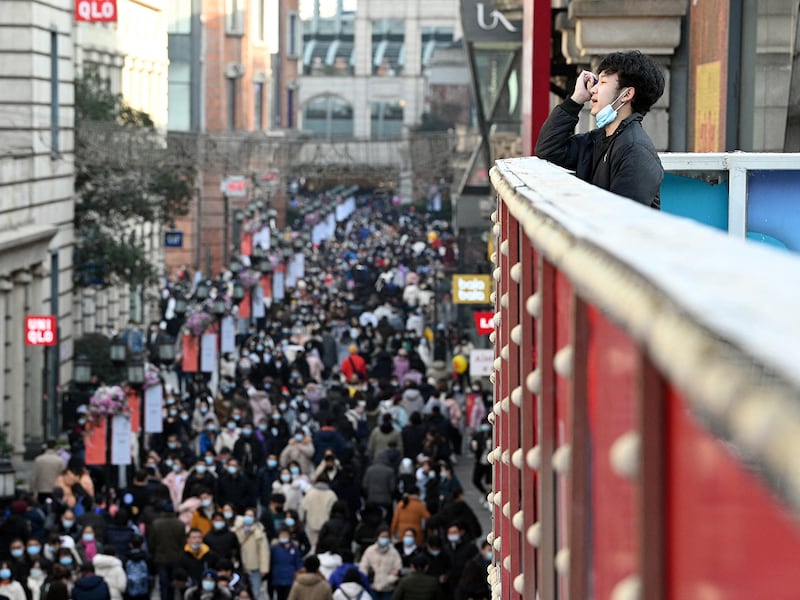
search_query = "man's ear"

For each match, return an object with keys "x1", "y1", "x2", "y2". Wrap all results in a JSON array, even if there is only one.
[{"x1": 624, "y1": 87, "x2": 636, "y2": 103}]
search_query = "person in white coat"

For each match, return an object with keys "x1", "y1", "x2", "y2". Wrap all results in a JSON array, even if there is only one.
[{"x1": 92, "y1": 551, "x2": 127, "y2": 600}]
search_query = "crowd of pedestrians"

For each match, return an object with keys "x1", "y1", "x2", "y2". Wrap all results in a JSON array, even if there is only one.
[{"x1": 0, "y1": 192, "x2": 494, "y2": 600}]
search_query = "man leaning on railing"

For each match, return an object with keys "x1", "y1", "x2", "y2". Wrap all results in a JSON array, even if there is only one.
[{"x1": 535, "y1": 50, "x2": 665, "y2": 209}]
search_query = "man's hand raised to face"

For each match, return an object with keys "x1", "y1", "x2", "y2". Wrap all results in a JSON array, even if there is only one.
[{"x1": 571, "y1": 70, "x2": 597, "y2": 104}]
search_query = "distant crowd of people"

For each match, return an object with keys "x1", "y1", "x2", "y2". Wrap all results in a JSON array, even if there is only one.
[{"x1": 0, "y1": 192, "x2": 495, "y2": 600}]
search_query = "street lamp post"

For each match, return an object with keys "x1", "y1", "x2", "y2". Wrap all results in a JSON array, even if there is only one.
[{"x1": 126, "y1": 353, "x2": 146, "y2": 468}]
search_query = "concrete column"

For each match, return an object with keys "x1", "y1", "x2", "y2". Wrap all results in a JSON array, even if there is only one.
[
  {"x1": 10, "y1": 271, "x2": 31, "y2": 455},
  {"x1": 0, "y1": 278, "x2": 11, "y2": 449},
  {"x1": 26, "y1": 264, "x2": 47, "y2": 452}
]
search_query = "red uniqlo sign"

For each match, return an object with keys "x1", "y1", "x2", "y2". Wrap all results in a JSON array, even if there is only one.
[
  {"x1": 25, "y1": 315, "x2": 58, "y2": 346},
  {"x1": 75, "y1": 0, "x2": 118, "y2": 22},
  {"x1": 474, "y1": 311, "x2": 495, "y2": 335}
]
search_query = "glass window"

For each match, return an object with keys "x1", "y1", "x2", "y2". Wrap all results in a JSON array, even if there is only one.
[
  {"x1": 371, "y1": 101, "x2": 404, "y2": 139},
  {"x1": 287, "y1": 11, "x2": 299, "y2": 57},
  {"x1": 226, "y1": 0, "x2": 244, "y2": 35},
  {"x1": 227, "y1": 78, "x2": 238, "y2": 130},
  {"x1": 421, "y1": 26, "x2": 454, "y2": 68},
  {"x1": 167, "y1": 62, "x2": 191, "y2": 131},
  {"x1": 372, "y1": 19, "x2": 404, "y2": 76},
  {"x1": 303, "y1": 95, "x2": 353, "y2": 138},
  {"x1": 255, "y1": 0, "x2": 266, "y2": 41},
  {"x1": 167, "y1": 0, "x2": 192, "y2": 34},
  {"x1": 254, "y1": 82, "x2": 264, "y2": 130}
]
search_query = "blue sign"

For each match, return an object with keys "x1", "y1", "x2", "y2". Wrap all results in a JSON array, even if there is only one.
[{"x1": 165, "y1": 231, "x2": 184, "y2": 248}]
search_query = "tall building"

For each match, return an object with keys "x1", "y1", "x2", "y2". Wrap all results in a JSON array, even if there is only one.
[
  {"x1": 0, "y1": 0, "x2": 75, "y2": 454},
  {"x1": 297, "y1": 0, "x2": 466, "y2": 139},
  {"x1": 166, "y1": 0, "x2": 276, "y2": 277},
  {"x1": 73, "y1": 0, "x2": 170, "y2": 336}
]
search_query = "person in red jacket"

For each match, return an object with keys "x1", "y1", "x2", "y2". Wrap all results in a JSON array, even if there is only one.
[{"x1": 340, "y1": 345, "x2": 367, "y2": 382}]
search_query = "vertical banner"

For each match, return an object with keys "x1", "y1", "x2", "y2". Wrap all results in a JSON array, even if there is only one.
[
  {"x1": 252, "y1": 285, "x2": 265, "y2": 319},
  {"x1": 127, "y1": 389, "x2": 140, "y2": 433},
  {"x1": 144, "y1": 385, "x2": 164, "y2": 433},
  {"x1": 239, "y1": 289, "x2": 252, "y2": 319},
  {"x1": 111, "y1": 415, "x2": 132, "y2": 465},
  {"x1": 253, "y1": 226, "x2": 271, "y2": 250},
  {"x1": 273, "y1": 270, "x2": 285, "y2": 302},
  {"x1": 220, "y1": 316, "x2": 236, "y2": 353},
  {"x1": 200, "y1": 333, "x2": 217, "y2": 373},
  {"x1": 240, "y1": 232, "x2": 253, "y2": 256},
  {"x1": 84, "y1": 419, "x2": 107, "y2": 465},
  {"x1": 182, "y1": 334, "x2": 198, "y2": 373},
  {"x1": 260, "y1": 274, "x2": 272, "y2": 303}
]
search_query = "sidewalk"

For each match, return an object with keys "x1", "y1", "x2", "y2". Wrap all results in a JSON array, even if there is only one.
[{"x1": 452, "y1": 450, "x2": 493, "y2": 542}]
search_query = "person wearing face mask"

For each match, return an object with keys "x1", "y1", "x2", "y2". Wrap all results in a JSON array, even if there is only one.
[
  {"x1": 54, "y1": 549, "x2": 79, "y2": 577},
  {"x1": 393, "y1": 527, "x2": 421, "y2": 572},
  {"x1": 56, "y1": 508, "x2": 80, "y2": 541},
  {"x1": 299, "y1": 473, "x2": 337, "y2": 552},
  {"x1": 442, "y1": 524, "x2": 477, "y2": 598},
  {"x1": 190, "y1": 490, "x2": 218, "y2": 535},
  {"x1": 281, "y1": 430, "x2": 314, "y2": 478},
  {"x1": 26, "y1": 559, "x2": 47, "y2": 600},
  {"x1": 184, "y1": 460, "x2": 219, "y2": 502},
  {"x1": 203, "y1": 513, "x2": 240, "y2": 563},
  {"x1": 163, "y1": 458, "x2": 189, "y2": 511},
  {"x1": 76, "y1": 526, "x2": 101, "y2": 563},
  {"x1": 198, "y1": 420, "x2": 220, "y2": 457},
  {"x1": 6, "y1": 539, "x2": 28, "y2": 588},
  {"x1": 454, "y1": 541, "x2": 492, "y2": 600},
  {"x1": 178, "y1": 529, "x2": 220, "y2": 588},
  {"x1": 217, "y1": 461, "x2": 257, "y2": 514},
  {"x1": 358, "y1": 528, "x2": 401, "y2": 600},
  {"x1": 391, "y1": 554, "x2": 442, "y2": 600},
  {"x1": 216, "y1": 420, "x2": 240, "y2": 455},
  {"x1": 232, "y1": 421, "x2": 264, "y2": 479},
  {"x1": 269, "y1": 526, "x2": 303, "y2": 600},
  {"x1": 232, "y1": 508, "x2": 270, "y2": 596},
  {"x1": 535, "y1": 50, "x2": 666, "y2": 209},
  {"x1": 192, "y1": 400, "x2": 218, "y2": 434},
  {"x1": 183, "y1": 569, "x2": 231, "y2": 600}
]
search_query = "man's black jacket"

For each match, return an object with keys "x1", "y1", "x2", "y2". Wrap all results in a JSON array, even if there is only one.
[{"x1": 534, "y1": 98, "x2": 663, "y2": 209}]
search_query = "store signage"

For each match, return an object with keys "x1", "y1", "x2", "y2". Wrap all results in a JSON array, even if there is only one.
[
  {"x1": 474, "y1": 311, "x2": 495, "y2": 335},
  {"x1": 452, "y1": 274, "x2": 492, "y2": 304},
  {"x1": 75, "y1": 0, "x2": 118, "y2": 22},
  {"x1": 460, "y1": 0, "x2": 522, "y2": 43},
  {"x1": 165, "y1": 231, "x2": 184, "y2": 248},
  {"x1": 221, "y1": 176, "x2": 247, "y2": 197},
  {"x1": 25, "y1": 315, "x2": 58, "y2": 346},
  {"x1": 469, "y1": 349, "x2": 495, "y2": 377}
]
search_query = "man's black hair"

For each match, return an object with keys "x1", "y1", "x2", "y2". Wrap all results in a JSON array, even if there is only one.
[{"x1": 596, "y1": 50, "x2": 665, "y2": 115}]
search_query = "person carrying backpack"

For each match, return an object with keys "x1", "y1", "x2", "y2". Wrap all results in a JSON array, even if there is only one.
[
  {"x1": 332, "y1": 567, "x2": 369, "y2": 600},
  {"x1": 124, "y1": 536, "x2": 149, "y2": 600}
]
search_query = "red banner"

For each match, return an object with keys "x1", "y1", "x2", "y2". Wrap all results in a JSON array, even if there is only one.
[
  {"x1": 182, "y1": 334, "x2": 199, "y2": 373},
  {"x1": 84, "y1": 419, "x2": 107, "y2": 465},
  {"x1": 127, "y1": 389, "x2": 140, "y2": 434},
  {"x1": 473, "y1": 311, "x2": 495, "y2": 335},
  {"x1": 241, "y1": 233, "x2": 253, "y2": 256},
  {"x1": 239, "y1": 288, "x2": 252, "y2": 319},
  {"x1": 75, "y1": 0, "x2": 117, "y2": 22}
]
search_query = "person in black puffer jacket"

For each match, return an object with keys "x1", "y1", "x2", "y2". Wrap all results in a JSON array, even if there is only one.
[
  {"x1": 316, "y1": 501, "x2": 354, "y2": 556},
  {"x1": 71, "y1": 563, "x2": 110, "y2": 600},
  {"x1": 535, "y1": 50, "x2": 665, "y2": 209}
]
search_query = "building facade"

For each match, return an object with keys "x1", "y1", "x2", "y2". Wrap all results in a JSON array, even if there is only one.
[
  {"x1": 0, "y1": 0, "x2": 76, "y2": 454},
  {"x1": 73, "y1": 0, "x2": 170, "y2": 338},
  {"x1": 165, "y1": 0, "x2": 277, "y2": 278},
  {"x1": 297, "y1": 0, "x2": 466, "y2": 139}
]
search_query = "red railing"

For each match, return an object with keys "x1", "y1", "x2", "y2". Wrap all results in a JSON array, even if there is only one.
[{"x1": 488, "y1": 156, "x2": 800, "y2": 599}]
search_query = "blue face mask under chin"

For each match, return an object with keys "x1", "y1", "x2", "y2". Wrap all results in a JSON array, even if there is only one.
[{"x1": 596, "y1": 89, "x2": 629, "y2": 128}]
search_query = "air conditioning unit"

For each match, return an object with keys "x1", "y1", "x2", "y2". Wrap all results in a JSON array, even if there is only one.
[{"x1": 225, "y1": 62, "x2": 245, "y2": 79}]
